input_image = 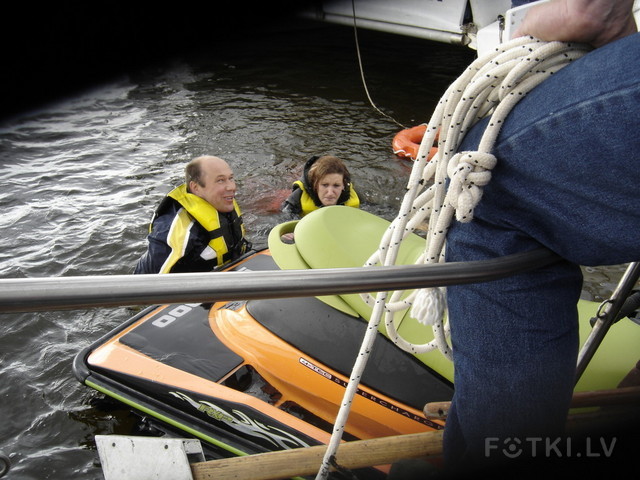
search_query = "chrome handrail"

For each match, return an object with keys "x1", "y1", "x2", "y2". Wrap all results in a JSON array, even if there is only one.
[{"x1": 0, "y1": 248, "x2": 559, "y2": 313}]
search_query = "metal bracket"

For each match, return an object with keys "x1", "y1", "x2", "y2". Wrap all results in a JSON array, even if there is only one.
[
  {"x1": 95, "y1": 435, "x2": 205, "y2": 480},
  {"x1": 576, "y1": 262, "x2": 640, "y2": 382}
]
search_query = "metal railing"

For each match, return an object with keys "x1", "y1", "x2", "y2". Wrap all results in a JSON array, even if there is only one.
[
  {"x1": 0, "y1": 248, "x2": 559, "y2": 313},
  {"x1": 4, "y1": 247, "x2": 637, "y2": 386}
]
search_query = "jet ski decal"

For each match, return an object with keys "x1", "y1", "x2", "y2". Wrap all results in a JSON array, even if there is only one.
[
  {"x1": 170, "y1": 391, "x2": 312, "y2": 449},
  {"x1": 299, "y1": 357, "x2": 444, "y2": 430}
]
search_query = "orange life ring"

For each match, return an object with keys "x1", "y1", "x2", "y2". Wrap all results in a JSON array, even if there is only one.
[{"x1": 392, "y1": 124, "x2": 438, "y2": 161}]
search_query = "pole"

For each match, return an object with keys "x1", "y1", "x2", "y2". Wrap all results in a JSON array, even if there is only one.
[
  {"x1": 575, "y1": 262, "x2": 640, "y2": 382},
  {"x1": 0, "y1": 248, "x2": 558, "y2": 313},
  {"x1": 190, "y1": 431, "x2": 443, "y2": 480}
]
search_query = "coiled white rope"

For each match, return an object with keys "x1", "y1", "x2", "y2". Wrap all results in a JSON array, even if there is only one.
[
  {"x1": 363, "y1": 37, "x2": 591, "y2": 356},
  {"x1": 316, "y1": 36, "x2": 591, "y2": 480}
]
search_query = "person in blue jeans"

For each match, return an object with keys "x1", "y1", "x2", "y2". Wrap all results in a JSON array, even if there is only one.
[{"x1": 443, "y1": 0, "x2": 639, "y2": 475}]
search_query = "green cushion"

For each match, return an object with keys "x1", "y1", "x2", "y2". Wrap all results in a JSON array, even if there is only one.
[
  {"x1": 268, "y1": 218, "x2": 359, "y2": 317},
  {"x1": 293, "y1": 207, "x2": 421, "y2": 321},
  {"x1": 294, "y1": 206, "x2": 423, "y2": 267},
  {"x1": 269, "y1": 207, "x2": 640, "y2": 387},
  {"x1": 268, "y1": 207, "x2": 454, "y2": 379}
]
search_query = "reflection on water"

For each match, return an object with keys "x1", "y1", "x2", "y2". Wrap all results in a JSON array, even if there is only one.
[{"x1": 0, "y1": 17, "x2": 633, "y2": 479}]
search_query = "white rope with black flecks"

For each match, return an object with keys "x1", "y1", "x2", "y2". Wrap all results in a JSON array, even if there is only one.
[
  {"x1": 315, "y1": 37, "x2": 591, "y2": 480},
  {"x1": 362, "y1": 37, "x2": 591, "y2": 358}
]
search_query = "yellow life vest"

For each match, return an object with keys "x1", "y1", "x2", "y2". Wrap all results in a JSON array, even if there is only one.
[{"x1": 165, "y1": 184, "x2": 246, "y2": 268}]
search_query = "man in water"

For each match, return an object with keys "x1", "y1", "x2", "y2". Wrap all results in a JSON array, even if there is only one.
[{"x1": 134, "y1": 155, "x2": 251, "y2": 274}]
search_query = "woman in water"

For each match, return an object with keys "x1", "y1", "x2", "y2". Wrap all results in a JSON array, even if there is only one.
[
  {"x1": 281, "y1": 155, "x2": 360, "y2": 217},
  {"x1": 280, "y1": 155, "x2": 360, "y2": 243}
]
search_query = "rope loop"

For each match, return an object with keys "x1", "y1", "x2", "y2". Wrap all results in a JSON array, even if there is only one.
[
  {"x1": 446, "y1": 150, "x2": 497, "y2": 222},
  {"x1": 410, "y1": 287, "x2": 445, "y2": 326},
  {"x1": 351, "y1": 38, "x2": 592, "y2": 370}
]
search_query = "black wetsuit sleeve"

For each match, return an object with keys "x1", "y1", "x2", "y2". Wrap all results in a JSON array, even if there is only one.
[{"x1": 281, "y1": 187, "x2": 303, "y2": 216}]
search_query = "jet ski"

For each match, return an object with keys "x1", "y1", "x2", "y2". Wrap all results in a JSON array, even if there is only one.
[{"x1": 73, "y1": 207, "x2": 640, "y2": 476}]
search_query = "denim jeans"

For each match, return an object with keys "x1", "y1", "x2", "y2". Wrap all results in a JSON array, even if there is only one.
[{"x1": 443, "y1": 33, "x2": 640, "y2": 471}]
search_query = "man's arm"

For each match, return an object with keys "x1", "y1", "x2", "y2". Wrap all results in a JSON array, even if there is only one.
[{"x1": 514, "y1": 0, "x2": 637, "y2": 47}]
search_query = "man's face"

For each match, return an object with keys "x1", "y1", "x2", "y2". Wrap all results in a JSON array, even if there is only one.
[{"x1": 190, "y1": 158, "x2": 236, "y2": 212}]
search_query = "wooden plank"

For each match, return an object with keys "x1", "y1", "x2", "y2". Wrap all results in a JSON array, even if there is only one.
[
  {"x1": 570, "y1": 385, "x2": 640, "y2": 408},
  {"x1": 190, "y1": 430, "x2": 443, "y2": 480},
  {"x1": 423, "y1": 386, "x2": 640, "y2": 419},
  {"x1": 191, "y1": 387, "x2": 640, "y2": 480}
]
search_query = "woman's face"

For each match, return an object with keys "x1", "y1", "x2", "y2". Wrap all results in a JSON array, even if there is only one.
[{"x1": 316, "y1": 173, "x2": 345, "y2": 206}]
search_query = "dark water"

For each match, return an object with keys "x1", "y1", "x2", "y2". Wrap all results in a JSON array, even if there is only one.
[{"x1": 0, "y1": 12, "x2": 629, "y2": 480}]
